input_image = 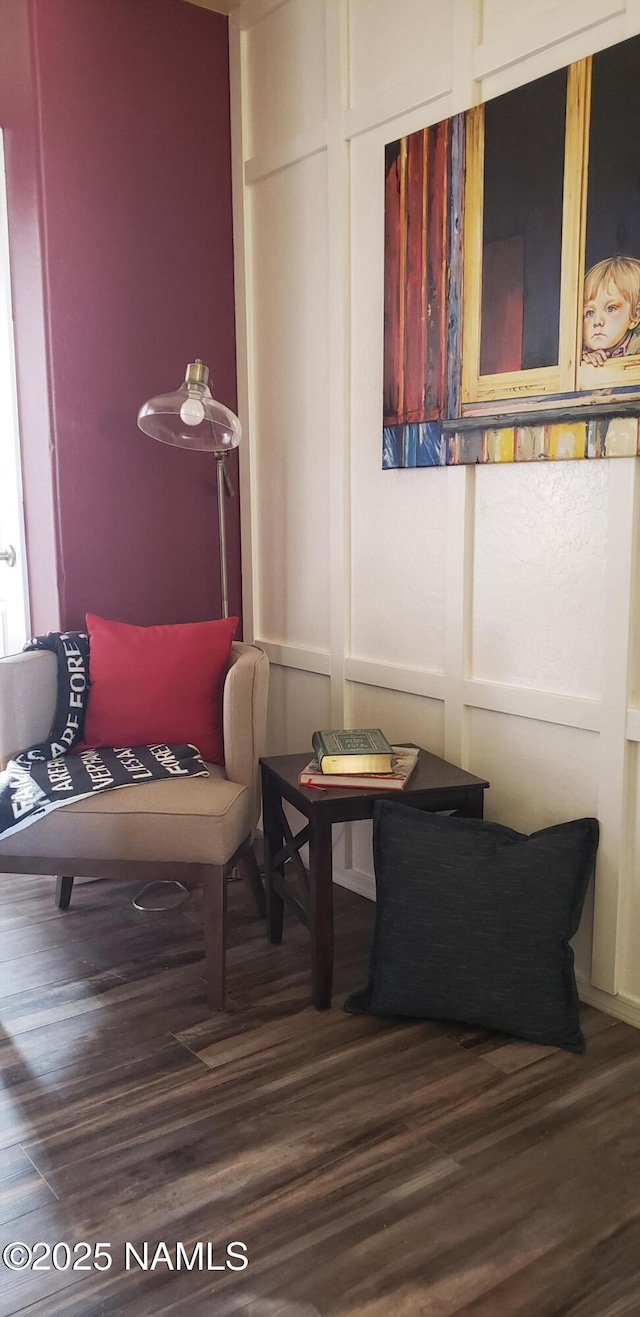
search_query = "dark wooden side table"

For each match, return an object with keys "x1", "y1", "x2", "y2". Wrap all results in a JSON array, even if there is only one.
[{"x1": 260, "y1": 747, "x2": 489, "y2": 1009}]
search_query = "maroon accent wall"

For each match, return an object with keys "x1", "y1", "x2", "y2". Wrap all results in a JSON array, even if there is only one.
[{"x1": 2, "y1": 0, "x2": 239, "y2": 633}]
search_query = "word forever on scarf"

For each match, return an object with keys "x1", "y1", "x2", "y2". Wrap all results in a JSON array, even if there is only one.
[{"x1": 0, "y1": 631, "x2": 209, "y2": 842}]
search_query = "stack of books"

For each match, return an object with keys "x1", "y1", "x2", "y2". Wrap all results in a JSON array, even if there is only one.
[{"x1": 298, "y1": 729, "x2": 419, "y2": 791}]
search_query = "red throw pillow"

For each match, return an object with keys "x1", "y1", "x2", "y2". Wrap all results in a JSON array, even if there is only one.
[{"x1": 81, "y1": 613, "x2": 238, "y2": 763}]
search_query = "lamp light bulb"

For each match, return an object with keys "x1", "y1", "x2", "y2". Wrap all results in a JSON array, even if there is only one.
[{"x1": 180, "y1": 396, "x2": 205, "y2": 426}]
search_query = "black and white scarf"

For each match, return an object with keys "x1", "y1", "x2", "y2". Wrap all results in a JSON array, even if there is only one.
[{"x1": 0, "y1": 632, "x2": 208, "y2": 842}]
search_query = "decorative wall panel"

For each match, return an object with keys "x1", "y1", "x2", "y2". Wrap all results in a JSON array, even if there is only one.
[{"x1": 383, "y1": 34, "x2": 640, "y2": 467}]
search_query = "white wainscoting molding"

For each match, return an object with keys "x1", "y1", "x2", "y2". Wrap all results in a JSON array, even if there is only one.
[
  {"x1": 257, "y1": 640, "x2": 621, "y2": 733},
  {"x1": 343, "y1": 65, "x2": 453, "y2": 141},
  {"x1": 245, "y1": 122, "x2": 329, "y2": 185},
  {"x1": 474, "y1": 0, "x2": 626, "y2": 80},
  {"x1": 591, "y1": 460, "x2": 638, "y2": 994},
  {"x1": 236, "y1": 0, "x2": 287, "y2": 31},
  {"x1": 576, "y1": 976, "x2": 640, "y2": 1030},
  {"x1": 466, "y1": 680, "x2": 601, "y2": 733},
  {"x1": 626, "y1": 708, "x2": 640, "y2": 742},
  {"x1": 333, "y1": 863, "x2": 375, "y2": 902},
  {"x1": 185, "y1": 0, "x2": 241, "y2": 13},
  {"x1": 257, "y1": 639, "x2": 331, "y2": 676},
  {"x1": 325, "y1": 0, "x2": 350, "y2": 731},
  {"x1": 345, "y1": 657, "x2": 446, "y2": 702},
  {"x1": 233, "y1": 0, "x2": 640, "y2": 1029}
]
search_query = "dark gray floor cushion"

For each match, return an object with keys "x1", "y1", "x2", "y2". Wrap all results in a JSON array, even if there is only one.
[{"x1": 345, "y1": 802, "x2": 599, "y2": 1053}]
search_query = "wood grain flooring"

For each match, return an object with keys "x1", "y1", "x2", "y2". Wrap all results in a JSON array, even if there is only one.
[{"x1": 0, "y1": 869, "x2": 638, "y2": 1315}]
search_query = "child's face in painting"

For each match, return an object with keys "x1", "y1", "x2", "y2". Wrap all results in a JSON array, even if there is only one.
[{"x1": 583, "y1": 280, "x2": 640, "y2": 353}]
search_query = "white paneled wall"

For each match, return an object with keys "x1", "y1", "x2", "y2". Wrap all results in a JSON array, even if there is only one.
[
  {"x1": 230, "y1": 0, "x2": 640, "y2": 1026},
  {"x1": 265, "y1": 664, "x2": 332, "y2": 758},
  {"x1": 471, "y1": 462, "x2": 608, "y2": 699},
  {"x1": 244, "y1": 0, "x2": 327, "y2": 158},
  {"x1": 250, "y1": 153, "x2": 331, "y2": 650},
  {"x1": 350, "y1": 128, "x2": 448, "y2": 674},
  {"x1": 348, "y1": 0, "x2": 454, "y2": 108},
  {"x1": 481, "y1": 0, "x2": 562, "y2": 44}
]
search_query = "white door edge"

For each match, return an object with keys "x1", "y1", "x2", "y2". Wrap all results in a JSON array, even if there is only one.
[{"x1": 0, "y1": 129, "x2": 30, "y2": 656}]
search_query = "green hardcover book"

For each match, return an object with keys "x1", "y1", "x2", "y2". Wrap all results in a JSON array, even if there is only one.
[{"x1": 311, "y1": 728, "x2": 394, "y2": 775}]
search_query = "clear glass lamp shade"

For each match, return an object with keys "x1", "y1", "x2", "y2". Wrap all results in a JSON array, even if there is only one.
[{"x1": 137, "y1": 379, "x2": 241, "y2": 453}]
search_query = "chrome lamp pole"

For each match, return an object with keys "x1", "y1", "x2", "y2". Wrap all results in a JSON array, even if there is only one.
[{"x1": 133, "y1": 360, "x2": 242, "y2": 910}]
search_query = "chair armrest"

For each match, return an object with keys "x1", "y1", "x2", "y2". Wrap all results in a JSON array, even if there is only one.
[
  {"x1": 223, "y1": 642, "x2": 269, "y2": 827},
  {"x1": 0, "y1": 650, "x2": 57, "y2": 770}
]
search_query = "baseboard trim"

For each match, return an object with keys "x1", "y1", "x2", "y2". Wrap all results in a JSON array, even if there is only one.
[
  {"x1": 576, "y1": 976, "x2": 640, "y2": 1030},
  {"x1": 333, "y1": 866, "x2": 375, "y2": 900}
]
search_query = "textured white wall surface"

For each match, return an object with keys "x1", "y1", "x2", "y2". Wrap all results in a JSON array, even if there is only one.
[
  {"x1": 231, "y1": 0, "x2": 640, "y2": 1025},
  {"x1": 472, "y1": 462, "x2": 608, "y2": 698}
]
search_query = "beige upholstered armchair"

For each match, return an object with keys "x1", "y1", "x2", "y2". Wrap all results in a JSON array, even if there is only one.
[{"x1": 0, "y1": 641, "x2": 269, "y2": 1009}]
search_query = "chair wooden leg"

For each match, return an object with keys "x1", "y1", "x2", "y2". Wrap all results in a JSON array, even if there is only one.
[
  {"x1": 55, "y1": 875, "x2": 74, "y2": 910},
  {"x1": 237, "y1": 846, "x2": 266, "y2": 919},
  {"x1": 201, "y1": 864, "x2": 227, "y2": 1010}
]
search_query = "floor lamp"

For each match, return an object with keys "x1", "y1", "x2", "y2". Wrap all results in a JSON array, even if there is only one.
[
  {"x1": 137, "y1": 359, "x2": 241, "y2": 616},
  {"x1": 134, "y1": 360, "x2": 242, "y2": 910}
]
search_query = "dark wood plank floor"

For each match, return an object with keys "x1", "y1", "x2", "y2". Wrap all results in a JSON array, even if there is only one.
[{"x1": 0, "y1": 870, "x2": 639, "y2": 1316}]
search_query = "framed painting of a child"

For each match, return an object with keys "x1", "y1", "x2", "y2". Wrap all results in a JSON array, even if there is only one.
[{"x1": 383, "y1": 31, "x2": 640, "y2": 468}]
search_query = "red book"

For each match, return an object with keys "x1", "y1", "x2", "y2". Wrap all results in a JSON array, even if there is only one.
[{"x1": 298, "y1": 746, "x2": 419, "y2": 791}]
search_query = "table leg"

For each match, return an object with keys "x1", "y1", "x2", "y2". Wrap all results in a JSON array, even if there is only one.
[
  {"x1": 261, "y1": 768, "x2": 285, "y2": 944},
  {"x1": 466, "y1": 786, "x2": 485, "y2": 819},
  {"x1": 309, "y1": 813, "x2": 334, "y2": 1010}
]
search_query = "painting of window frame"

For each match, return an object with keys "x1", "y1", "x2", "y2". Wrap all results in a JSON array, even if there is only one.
[
  {"x1": 462, "y1": 56, "x2": 640, "y2": 412},
  {"x1": 382, "y1": 35, "x2": 640, "y2": 469}
]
